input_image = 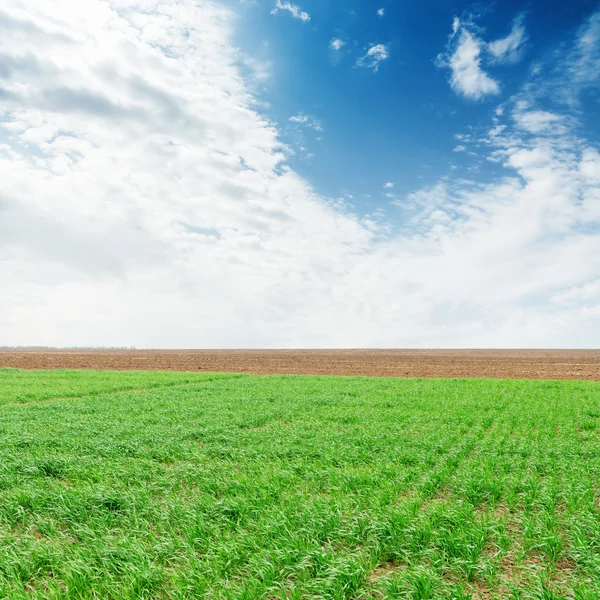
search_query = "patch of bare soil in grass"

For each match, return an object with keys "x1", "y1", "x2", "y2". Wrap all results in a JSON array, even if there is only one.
[{"x1": 368, "y1": 562, "x2": 407, "y2": 583}]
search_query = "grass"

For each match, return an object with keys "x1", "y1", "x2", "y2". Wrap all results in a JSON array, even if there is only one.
[{"x1": 0, "y1": 369, "x2": 599, "y2": 599}]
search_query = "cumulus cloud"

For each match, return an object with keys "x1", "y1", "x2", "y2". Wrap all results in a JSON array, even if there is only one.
[
  {"x1": 377, "y1": 8, "x2": 384, "y2": 17},
  {"x1": 1, "y1": 0, "x2": 600, "y2": 348},
  {"x1": 437, "y1": 12, "x2": 528, "y2": 100},
  {"x1": 488, "y1": 13, "x2": 528, "y2": 63},
  {"x1": 383, "y1": 182, "x2": 394, "y2": 188},
  {"x1": 446, "y1": 29, "x2": 500, "y2": 99},
  {"x1": 356, "y1": 44, "x2": 389, "y2": 72},
  {"x1": 330, "y1": 38, "x2": 345, "y2": 51},
  {"x1": 271, "y1": 0, "x2": 310, "y2": 23}
]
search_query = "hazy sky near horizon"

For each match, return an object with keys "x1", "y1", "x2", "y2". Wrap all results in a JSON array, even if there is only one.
[{"x1": 1, "y1": 0, "x2": 600, "y2": 348}]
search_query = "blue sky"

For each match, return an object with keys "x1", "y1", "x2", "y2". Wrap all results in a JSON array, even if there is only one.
[
  {"x1": 0, "y1": 0, "x2": 599, "y2": 347},
  {"x1": 236, "y1": 0, "x2": 600, "y2": 210}
]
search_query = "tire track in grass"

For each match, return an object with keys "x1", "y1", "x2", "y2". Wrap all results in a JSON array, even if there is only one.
[{"x1": 5, "y1": 374, "x2": 245, "y2": 407}]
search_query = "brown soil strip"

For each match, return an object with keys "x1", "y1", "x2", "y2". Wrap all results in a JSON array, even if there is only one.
[{"x1": 0, "y1": 349, "x2": 599, "y2": 380}]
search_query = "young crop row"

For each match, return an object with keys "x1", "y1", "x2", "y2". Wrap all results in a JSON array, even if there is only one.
[{"x1": 0, "y1": 370, "x2": 598, "y2": 598}]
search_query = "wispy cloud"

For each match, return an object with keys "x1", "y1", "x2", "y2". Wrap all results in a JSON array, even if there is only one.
[
  {"x1": 512, "y1": 108, "x2": 568, "y2": 135},
  {"x1": 289, "y1": 113, "x2": 323, "y2": 132},
  {"x1": 377, "y1": 8, "x2": 385, "y2": 17},
  {"x1": 357, "y1": 44, "x2": 389, "y2": 72},
  {"x1": 558, "y1": 11, "x2": 600, "y2": 102},
  {"x1": 488, "y1": 13, "x2": 528, "y2": 64},
  {"x1": 271, "y1": 0, "x2": 310, "y2": 23},
  {"x1": 500, "y1": 10, "x2": 600, "y2": 108},
  {"x1": 330, "y1": 38, "x2": 345, "y2": 51},
  {"x1": 383, "y1": 182, "x2": 394, "y2": 188}
]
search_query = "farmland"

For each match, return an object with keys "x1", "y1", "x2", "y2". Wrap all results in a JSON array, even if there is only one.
[
  {"x1": 1, "y1": 369, "x2": 599, "y2": 598},
  {"x1": 1, "y1": 349, "x2": 600, "y2": 380}
]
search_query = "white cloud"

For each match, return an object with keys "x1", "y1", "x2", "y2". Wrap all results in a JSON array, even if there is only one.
[
  {"x1": 383, "y1": 182, "x2": 394, "y2": 188},
  {"x1": 447, "y1": 29, "x2": 500, "y2": 99},
  {"x1": 398, "y1": 181, "x2": 451, "y2": 215},
  {"x1": 1, "y1": 1, "x2": 600, "y2": 349},
  {"x1": 438, "y1": 12, "x2": 528, "y2": 100},
  {"x1": 377, "y1": 8, "x2": 384, "y2": 17},
  {"x1": 289, "y1": 115, "x2": 308, "y2": 124},
  {"x1": 453, "y1": 145, "x2": 466, "y2": 152},
  {"x1": 330, "y1": 38, "x2": 345, "y2": 51},
  {"x1": 0, "y1": 0, "x2": 369, "y2": 348},
  {"x1": 552, "y1": 279, "x2": 600, "y2": 306},
  {"x1": 572, "y1": 11, "x2": 600, "y2": 78},
  {"x1": 558, "y1": 11, "x2": 600, "y2": 103},
  {"x1": 488, "y1": 13, "x2": 528, "y2": 63},
  {"x1": 271, "y1": 0, "x2": 310, "y2": 23},
  {"x1": 512, "y1": 109, "x2": 567, "y2": 134},
  {"x1": 580, "y1": 147, "x2": 600, "y2": 180},
  {"x1": 289, "y1": 113, "x2": 323, "y2": 132},
  {"x1": 356, "y1": 44, "x2": 389, "y2": 72}
]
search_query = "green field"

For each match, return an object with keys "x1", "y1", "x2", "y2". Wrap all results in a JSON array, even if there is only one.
[{"x1": 1, "y1": 369, "x2": 599, "y2": 599}]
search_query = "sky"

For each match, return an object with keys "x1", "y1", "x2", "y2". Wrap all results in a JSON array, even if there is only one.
[{"x1": 0, "y1": 0, "x2": 599, "y2": 348}]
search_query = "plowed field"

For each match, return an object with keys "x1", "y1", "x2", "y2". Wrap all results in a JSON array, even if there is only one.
[{"x1": 1, "y1": 349, "x2": 599, "y2": 379}]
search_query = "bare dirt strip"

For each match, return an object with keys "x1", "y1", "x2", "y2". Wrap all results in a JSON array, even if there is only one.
[{"x1": 1, "y1": 349, "x2": 599, "y2": 380}]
